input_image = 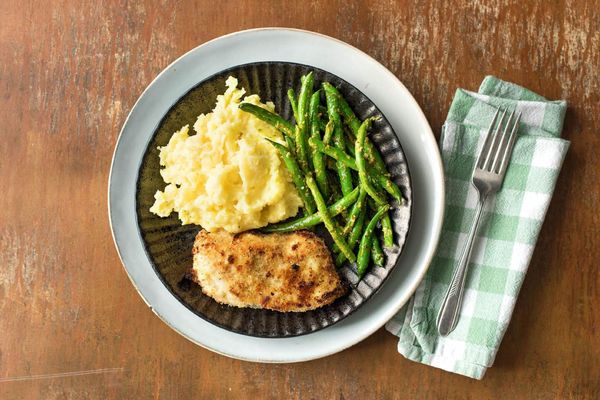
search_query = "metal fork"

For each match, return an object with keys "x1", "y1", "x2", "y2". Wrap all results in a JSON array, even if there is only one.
[{"x1": 436, "y1": 108, "x2": 521, "y2": 336}]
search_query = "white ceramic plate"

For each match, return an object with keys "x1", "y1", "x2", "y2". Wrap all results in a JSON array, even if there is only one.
[{"x1": 108, "y1": 28, "x2": 444, "y2": 362}]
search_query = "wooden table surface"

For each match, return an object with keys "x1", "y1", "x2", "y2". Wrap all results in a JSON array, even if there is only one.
[{"x1": 1, "y1": 1, "x2": 599, "y2": 399}]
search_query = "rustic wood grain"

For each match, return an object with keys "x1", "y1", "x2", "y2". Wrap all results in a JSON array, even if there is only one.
[{"x1": 1, "y1": 0, "x2": 598, "y2": 399}]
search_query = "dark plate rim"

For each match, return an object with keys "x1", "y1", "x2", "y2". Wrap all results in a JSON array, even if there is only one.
[{"x1": 134, "y1": 61, "x2": 413, "y2": 338}]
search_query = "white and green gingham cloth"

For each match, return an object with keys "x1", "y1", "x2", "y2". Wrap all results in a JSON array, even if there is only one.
[{"x1": 385, "y1": 76, "x2": 569, "y2": 379}]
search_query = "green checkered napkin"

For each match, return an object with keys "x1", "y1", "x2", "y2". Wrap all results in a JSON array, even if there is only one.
[{"x1": 385, "y1": 76, "x2": 569, "y2": 379}]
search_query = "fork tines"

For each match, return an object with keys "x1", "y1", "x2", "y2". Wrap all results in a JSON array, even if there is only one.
[{"x1": 476, "y1": 108, "x2": 521, "y2": 175}]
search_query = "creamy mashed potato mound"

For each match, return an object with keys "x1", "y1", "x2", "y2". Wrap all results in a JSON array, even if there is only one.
[{"x1": 150, "y1": 77, "x2": 302, "y2": 233}]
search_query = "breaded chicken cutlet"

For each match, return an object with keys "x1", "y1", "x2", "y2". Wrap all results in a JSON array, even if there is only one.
[{"x1": 189, "y1": 229, "x2": 346, "y2": 312}]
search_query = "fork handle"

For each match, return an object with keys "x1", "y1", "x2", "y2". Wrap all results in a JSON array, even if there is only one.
[{"x1": 436, "y1": 193, "x2": 487, "y2": 336}]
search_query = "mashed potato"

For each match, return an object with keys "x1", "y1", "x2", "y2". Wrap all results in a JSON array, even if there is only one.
[{"x1": 150, "y1": 77, "x2": 302, "y2": 233}]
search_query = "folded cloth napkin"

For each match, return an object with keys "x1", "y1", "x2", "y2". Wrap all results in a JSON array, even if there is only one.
[{"x1": 385, "y1": 76, "x2": 569, "y2": 379}]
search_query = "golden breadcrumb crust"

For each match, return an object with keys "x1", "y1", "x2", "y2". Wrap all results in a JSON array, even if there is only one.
[{"x1": 190, "y1": 229, "x2": 346, "y2": 312}]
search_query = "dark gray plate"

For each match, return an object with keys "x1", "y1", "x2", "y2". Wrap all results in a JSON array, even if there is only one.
[{"x1": 136, "y1": 62, "x2": 412, "y2": 337}]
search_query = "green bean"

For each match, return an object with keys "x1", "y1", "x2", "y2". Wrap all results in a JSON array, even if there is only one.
[
  {"x1": 308, "y1": 90, "x2": 329, "y2": 198},
  {"x1": 342, "y1": 188, "x2": 367, "y2": 236},
  {"x1": 321, "y1": 85, "x2": 397, "y2": 202},
  {"x1": 332, "y1": 92, "x2": 361, "y2": 133},
  {"x1": 344, "y1": 126, "x2": 356, "y2": 157},
  {"x1": 335, "y1": 205, "x2": 367, "y2": 266},
  {"x1": 361, "y1": 136, "x2": 387, "y2": 175},
  {"x1": 322, "y1": 84, "x2": 344, "y2": 141},
  {"x1": 357, "y1": 205, "x2": 389, "y2": 277},
  {"x1": 287, "y1": 88, "x2": 299, "y2": 123},
  {"x1": 334, "y1": 133, "x2": 353, "y2": 195},
  {"x1": 312, "y1": 136, "x2": 353, "y2": 163},
  {"x1": 262, "y1": 187, "x2": 359, "y2": 232},
  {"x1": 346, "y1": 128, "x2": 403, "y2": 206},
  {"x1": 310, "y1": 137, "x2": 403, "y2": 202},
  {"x1": 331, "y1": 187, "x2": 366, "y2": 256},
  {"x1": 294, "y1": 125, "x2": 310, "y2": 173},
  {"x1": 306, "y1": 174, "x2": 356, "y2": 263},
  {"x1": 356, "y1": 118, "x2": 387, "y2": 205},
  {"x1": 239, "y1": 103, "x2": 294, "y2": 138},
  {"x1": 368, "y1": 198, "x2": 394, "y2": 248},
  {"x1": 311, "y1": 136, "x2": 356, "y2": 165},
  {"x1": 323, "y1": 120, "x2": 334, "y2": 145},
  {"x1": 371, "y1": 235, "x2": 385, "y2": 267},
  {"x1": 348, "y1": 128, "x2": 404, "y2": 204},
  {"x1": 381, "y1": 213, "x2": 394, "y2": 247},
  {"x1": 265, "y1": 139, "x2": 316, "y2": 214},
  {"x1": 295, "y1": 73, "x2": 314, "y2": 173},
  {"x1": 285, "y1": 136, "x2": 296, "y2": 156},
  {"x1": 382, "y1": 179, "x2": 403, "y2": 202},
  {"x1": 324, "y1": 82, "x2": 353, "y2": 196},
  {"x1": 327, "y1": 169, "x2": 344, "y2": 204},
  {"x1": 324, "y1": 84, "x2": 388, "y2": 175},
  {"x1": 297, "y1": 73, "x2": 314, "y2": 128}
]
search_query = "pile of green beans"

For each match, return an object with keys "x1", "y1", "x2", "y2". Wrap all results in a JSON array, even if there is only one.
[{"x1": 240, "y1": 73, "x2": 404, "y2": 278}]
